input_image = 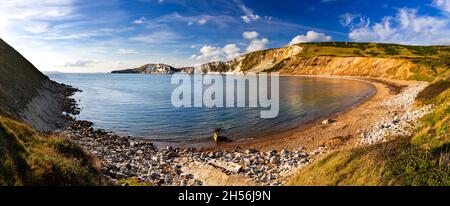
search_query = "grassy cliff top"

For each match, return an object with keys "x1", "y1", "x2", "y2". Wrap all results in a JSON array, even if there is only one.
[
  {"x1": 297, "y1": 42, "x2": 450, "y2": 73},
  {"x1": 295, "y1": 42, "x2": 450, "y2": 59}
]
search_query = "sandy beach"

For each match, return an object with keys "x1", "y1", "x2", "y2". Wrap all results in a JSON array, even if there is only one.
[{"x1": 207, "y1": 75, "x2": 418, "y2": 152}]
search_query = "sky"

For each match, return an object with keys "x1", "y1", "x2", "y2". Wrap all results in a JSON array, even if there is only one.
[{"x1": 1, "y1": 0, "x2": 450, "y2": 73}]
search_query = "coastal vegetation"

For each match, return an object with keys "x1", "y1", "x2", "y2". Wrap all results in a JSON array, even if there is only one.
[{"x1": 0, "y1": 115, "x2": 106, "y2": 185}]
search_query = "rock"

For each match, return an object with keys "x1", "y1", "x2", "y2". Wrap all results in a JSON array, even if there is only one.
[
  {"x1": 267, "y1": 150, "x2": 277, "y2": 156},
  {"x1": 269, "y1": 156, "x2": 280, "y2": 164},
  {"x1": 79, "y1": 120, "x2": 94, "y2": 128},
  {"x1": 212, "y1": 128, "x2": 228, "y2": 142},
  {"x1": 245, "y1": 149, "x2": 258, "y2": 154},
  {"x1": 281, "y1": 149, "x2": 289, "y2": 156},
  {"x1": 167, "y1": 151, "x2": 177, "y2": 158},
  {"x1": 322, "y1": 119, "x2": 335, "y2": 125},
  {"x1": 208, "y1": 159, "x2": 242, "y2": 173}
]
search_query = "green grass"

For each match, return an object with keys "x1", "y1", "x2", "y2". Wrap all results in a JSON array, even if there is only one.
[
  {"x1": 288, "y1": 137, "x2": 449, "y2": 186},
  {"x1": 294, "y1": 42, "x2": 450, "y2": 59},
  {"x1": 0, "y1": 116, "x2": 108, "y2": 186}
]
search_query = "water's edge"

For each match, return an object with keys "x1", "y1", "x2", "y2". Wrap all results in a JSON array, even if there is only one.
[{"x1": 48, "y1": 73, "x2": 376, "y2": 148}]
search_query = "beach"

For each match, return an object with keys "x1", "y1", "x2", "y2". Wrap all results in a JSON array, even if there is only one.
[
  {"x1": 55, "y1": 74, "x2": 432, "y2": 185},
  {"x1": 207, "y1": 75, "x2": 419, "y2": 152}
]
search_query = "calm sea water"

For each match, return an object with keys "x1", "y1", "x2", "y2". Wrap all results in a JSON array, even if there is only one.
[{"x1": 47, "y1": 73, "x2": 375, "y2": 146}]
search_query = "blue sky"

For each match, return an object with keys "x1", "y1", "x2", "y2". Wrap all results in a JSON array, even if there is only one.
[{"x1": 1, "y1": 0, "x2": 449, "y2": 72}]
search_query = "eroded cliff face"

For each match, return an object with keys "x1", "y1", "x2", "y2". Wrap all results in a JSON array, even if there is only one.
[
  {"x1": 273, "y1": 56, "x2": 429, "y2": 80},
  {"x1": 194, "y1": 44, "x2": 437, "y2": 81},
  {"x1": 113, "y1": 42, "x2": 446, "y2": 81},
  {"x1": 0, "y1": 39, "x2": 70, "y2": 131},
  {"x1": 194, "y1": 44, "x2": 304, "y2": 74}
]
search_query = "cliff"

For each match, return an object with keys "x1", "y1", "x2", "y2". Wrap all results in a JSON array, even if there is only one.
[
  {"x1": 0, "y1": 39, "x2": 105, "y2": 186},
  {"x1": 196, "y1": 42, "x2": 449, "y2": 81},
  {"x1": 117, "y1": 42, "x2": 449, "y2": 82},
  {"x1": 0, "y1": 38, "x2": 72, "y2": 131}
]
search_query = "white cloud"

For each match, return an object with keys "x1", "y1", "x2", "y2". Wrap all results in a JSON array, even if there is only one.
[
  {"x1": 193, "y1": 44, "x2": 241, "y2": 61},
  {"x1": 198, "y1": 17, "x2": 208, "y2": 25},
  {"x1": 288, "y1": 31, "x2": 332, "y2": 45},
  {"x1": 344, "y1": 7, "x2": 450, "y2": 45},
  {"x1": 243, "y1": 31, "x2": 259, "y2": 40},
  {"x1": 133, "y1": 17, "x2": 146, "y2": 25},
  {"x1": 191, "y1": 30, "x2": 270, "y2": 62},
  {"x1": 155, "y1": 12, "x2": 235, "y2": 27},
  {"x1": 339, "y1": 13, "x2": 361, "y2": 28},
  {"x1": 116, "y1": 49, "x2": 138, "y2": 55},
  {"x1": 241, "y1": 15, "x2": 260, "y2": 23},
  {"x1": 236, "y1": 1, "x2": 272, "y2": 24},
  {"x1": 239, "y1": 4, "x2": 261, "y2": 23},
  {"x1": 433, "y1": 0, "x2": 450, "y2": 13},
  {"x1": 223, "y1": 44, "x2": 241, "y2": 59},
  {"x1": 22, "y1": 22, "x2": 51, "y2": 34},
  {"x1": 129, "y1": 31, "x2": 180, "y2": 44},
  {"x1": 64, "y1": 60, "x2": 96, "y2": 68},
  {"x1": 246, "y1": 38, "x2": 269, "y2": 52}
]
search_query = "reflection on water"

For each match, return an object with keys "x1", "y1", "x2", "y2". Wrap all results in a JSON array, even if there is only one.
[{"x1": 48, "y1": 73, "x2": 375, "y2": 145}]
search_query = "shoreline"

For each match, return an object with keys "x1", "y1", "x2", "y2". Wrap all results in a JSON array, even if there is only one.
[
  {"x1": 201, "y1": 75, "x2": 412, "y2": 152},
  {"x1": 56, "y1": 74, "x2": 428, "y2": 186},
  {"x1": 147, "y1": 74, "x2": 378, "y2": 149}
]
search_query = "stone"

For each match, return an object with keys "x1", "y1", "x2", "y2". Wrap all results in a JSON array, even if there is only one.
[
  {"x1": 322, "y1": 119, "x2": 335, "y2": 125},
  {"x1": 167, "y1": 151, "x2": 177, "y2": 158},
  {"x1": 245, "y1": 149, "x2": 258, "y2": 154},
  {"x1": 269, "y1": 156, "x2": 280, "y2": 164},
  {"x1": 208, "y1": 159, "x2": 242, "y2": 173}
]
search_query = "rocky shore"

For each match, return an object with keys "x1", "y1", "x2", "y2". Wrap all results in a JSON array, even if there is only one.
[
  {"x1": 59, "y1": 120, "x2": 326, "y2": 185},
  {"x1": 359, "y1": 83, "x2": 433, "y2": 145}
]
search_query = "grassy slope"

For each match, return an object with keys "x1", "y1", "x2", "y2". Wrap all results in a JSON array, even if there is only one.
[
  {"x1": 0, "y1": 115, "x2": 107, "y2": 185},
  {"x1": 0, "y1": 39, "x2": 50, "y2": 115},
  {"x1": 289, "y1": 76, "x2": 450, "y2": 186},
  {"x1": 0, "y1": 39, "x2": 106, "y2": 185}
]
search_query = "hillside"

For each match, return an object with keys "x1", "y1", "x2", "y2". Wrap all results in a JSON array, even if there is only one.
[
  {"x1": 117, "y1": 42, "x2": 449, "y2": 83},
  {"x1": 0, "y1": 39, "x2": 48, "y2": 115},
  {"x1": 0, "y1": 39, "x2": 105, "y2": 186},
  {"x1": 0, "y1": 39, "x2": 73, "y2": 131}
]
